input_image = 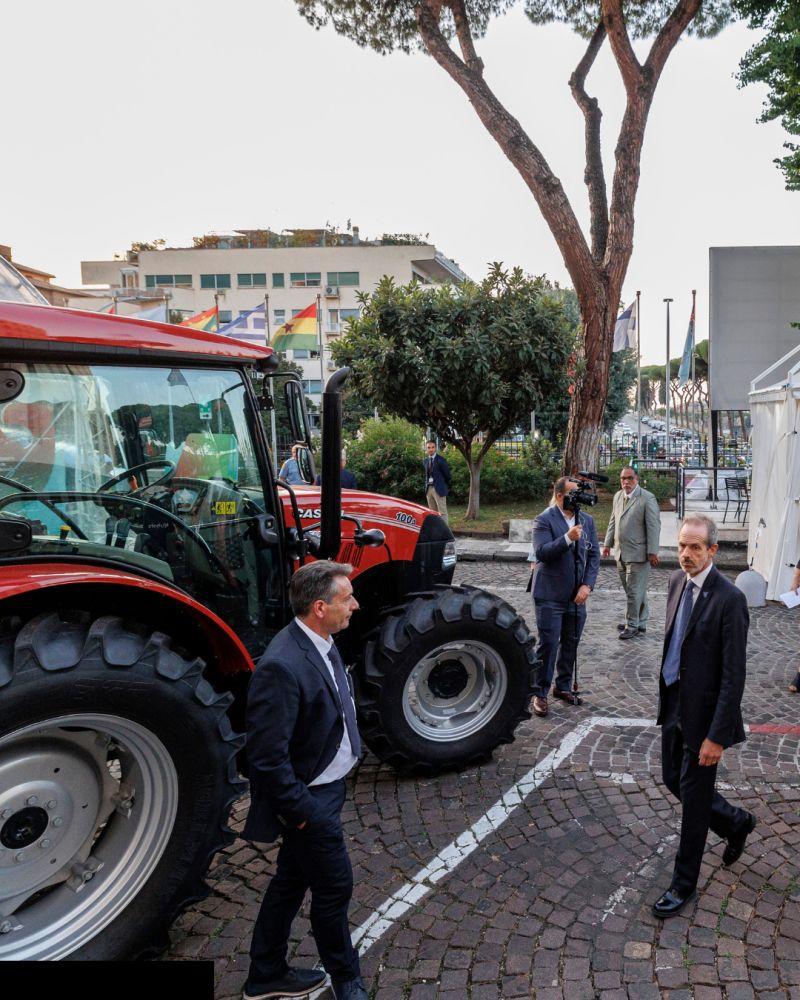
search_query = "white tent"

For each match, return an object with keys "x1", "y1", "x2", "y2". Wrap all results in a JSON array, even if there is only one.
[{"x1": 748, "y1": 345, "x2": 800, "y2": 600}]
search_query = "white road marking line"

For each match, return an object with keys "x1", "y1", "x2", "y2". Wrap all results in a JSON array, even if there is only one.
[
  {"x1": 600, "y1": 836, "x2": 678, "y2": 921},
  {"x1": 308, "y1": 715, "x2": 792, "y2": 994},
  {"x1": 351, "y1": 716, "x2": 651, "y2": 954}
]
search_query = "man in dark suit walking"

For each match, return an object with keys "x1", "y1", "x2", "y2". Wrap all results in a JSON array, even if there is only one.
[
  {"x1": 653, "y1": 514, "x2": 756, "y2": 918},
  {"x1": 424, "y1": 439, "x2": 451, "y2": 523},
  {"x1": 531, "y1": 477, "x2": 600, "y2": 717},
  {"x1": 243, "y1": 561, "x2": 368, "y2": 1000}
]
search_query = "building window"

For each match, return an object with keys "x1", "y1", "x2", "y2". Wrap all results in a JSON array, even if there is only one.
[
  {"x1": 237, "y1": 273, "x2": 267, "y2": 288},
  {"x1": 218, "y1": 310, "x2": 232, "y2": 324},
  {"x1": 272, "y1": 273, "x2": 285, "y2": 288},
  {"x1": 294, "y1": 349, "x2": 310, "y2": 359},
  {"x1": 326, "y1": 271, "x2": 359, "y2": 287},
  {"x1": 290, "y1": 272, "x2": 321, "y2": 287},
  {"x1": 145, "y1": 274, "x2": 192, "y2": 288},
  {"x1": 328, "y1": 307, "x2": 359, "y2": 333},
  {"x1": 200, "y1": 273, "x2": 231, "y2": 290},
  {"x1": 302, "y1": 380, "x2": 323, "y2": 394},
  {"x1": 273, "y1": 309, "x2": 285, "y2": 328}
]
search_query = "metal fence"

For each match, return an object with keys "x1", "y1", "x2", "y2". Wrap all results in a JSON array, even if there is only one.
[
  {"x1": 489, "y1": 431, "x2": 750, "y2": 471},
  {"x1": 676, "y1": 466, "x2": 751, "y2": 525}
]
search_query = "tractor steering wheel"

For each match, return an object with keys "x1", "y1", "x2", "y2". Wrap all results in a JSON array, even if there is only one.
[{"x1": 98, "y1": 460, "x2": 176, "y2": 497}]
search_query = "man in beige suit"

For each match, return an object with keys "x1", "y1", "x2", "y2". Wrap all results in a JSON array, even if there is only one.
[{"x1": 602, "y1": 467, "x2": 661, "y2": 639}]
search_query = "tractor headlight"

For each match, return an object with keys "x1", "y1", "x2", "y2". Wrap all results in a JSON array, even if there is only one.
[{"x1": 442, "y1": 540, "x2": 457, "y2": 570}]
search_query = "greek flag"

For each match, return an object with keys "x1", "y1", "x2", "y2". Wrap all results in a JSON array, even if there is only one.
[
  {"x1": 613, "y1": 299, "x2": 638, "y2": 352},
  {"x1": 218, "y1": 303, "x2": 267, "y2": 343}
]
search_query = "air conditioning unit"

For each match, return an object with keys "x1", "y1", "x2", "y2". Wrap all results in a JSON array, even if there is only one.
[
  {"x1": 325, "y1": 285, "x2": 339, "y2": 297},
  {"x1": 326, "y1": 360, "x2": 337, "y2": 371}
]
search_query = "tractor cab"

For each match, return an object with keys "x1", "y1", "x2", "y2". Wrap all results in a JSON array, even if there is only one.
[{"x1": 0, "y1": 304, "x2": 331, "y2": 656}]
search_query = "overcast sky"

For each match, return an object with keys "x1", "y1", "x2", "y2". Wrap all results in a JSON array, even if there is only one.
[{"x1": 4, "y1": 0, "x2": 799, "y2": 364}]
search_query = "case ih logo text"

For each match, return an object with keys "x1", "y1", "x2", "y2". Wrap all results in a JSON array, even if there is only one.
[{"x1": 298, "y1": 507, "x2": 322, "y2": 519}]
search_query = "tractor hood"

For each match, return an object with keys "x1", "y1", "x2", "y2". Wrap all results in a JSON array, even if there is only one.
[{"x1": 279, "y1": 487, "x2": 449, "y2": 563}]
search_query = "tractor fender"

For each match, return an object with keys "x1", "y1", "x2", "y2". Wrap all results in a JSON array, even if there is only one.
[{"x1": 0, "y1": 562, "x2": 254, "y2": 677}]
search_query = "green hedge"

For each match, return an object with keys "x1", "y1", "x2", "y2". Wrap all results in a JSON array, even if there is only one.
[
  {"x1": 346, "y1": 418, "x2": 561, "y2": 505},
  {"x1": 600, "y1": 461, "x2": 677, "y2": 503},
  {"x1": 346, "y1": 417, "x2": 426, "y2": 501},
  {"x1": 639, "y1": 469, "x2": 677, "y2": 502}
]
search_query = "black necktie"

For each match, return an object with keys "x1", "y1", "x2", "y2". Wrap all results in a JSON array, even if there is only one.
[{"x1": 328, "y1": 643, "x2": 361, "y2": 757}]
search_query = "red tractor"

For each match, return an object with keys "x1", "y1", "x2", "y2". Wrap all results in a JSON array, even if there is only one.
[{"x1": 0, "y1": 302, "x2": 535, "y2": 960}]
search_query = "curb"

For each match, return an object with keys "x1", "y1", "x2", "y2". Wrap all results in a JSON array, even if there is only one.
[{"x1": 454, "y1": 543, "x2": 748, "y2": 571}]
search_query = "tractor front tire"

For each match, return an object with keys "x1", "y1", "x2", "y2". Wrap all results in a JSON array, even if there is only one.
[
  {"x1": 0, "y1": 610, "x2": 244, "y2": 960},
  {"x1": 357, "y1": 586, "x2": 536, "y2": 774}
]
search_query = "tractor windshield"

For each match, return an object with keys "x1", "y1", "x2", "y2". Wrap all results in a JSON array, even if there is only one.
[{"x1": 0, "y1": 363, "x2": 275, "y2": 649}]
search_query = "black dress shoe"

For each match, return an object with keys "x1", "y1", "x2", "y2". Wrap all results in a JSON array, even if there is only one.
[
  {"x1": 723, "y1": 812, "x2": 757, "y2": 866},
  {"x1": 638, "y1": 627, "x2": 646, "y2": 634},
  {"x1": 553, "y1": 688, "x2": 581, "y2": 705},
  {"x1": 652, "y1": 886, "x2": 696, "y2": 919},
  {"x1": 244, "y1": 967, "x2": 327, "y2": 999},
  {"x1": 617, "y1": 623, "x2": 627, "y2": 631},
  {"x1": 333, "y1": 977, "x2": 369, "y2": 1000},
  {"x1": 618, "y1": 627, "x2": 640, "y2": 640}
]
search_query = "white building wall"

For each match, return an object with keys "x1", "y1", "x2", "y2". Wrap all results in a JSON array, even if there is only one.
[{"x1": 118, "y1": 244, "x2": 461, "y2": 401}]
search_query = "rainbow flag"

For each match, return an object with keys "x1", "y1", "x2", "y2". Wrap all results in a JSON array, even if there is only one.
[
  {"x1": 270, "y1": 301, "x2": 318, "y2": 352},
  {"x1": 179, "y1": 305, "x2": 218, "y2": 333}
]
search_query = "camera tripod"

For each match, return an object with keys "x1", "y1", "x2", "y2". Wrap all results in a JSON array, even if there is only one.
[{"x1": 563, "y1": 502, "x2": 587, "y2": 706}]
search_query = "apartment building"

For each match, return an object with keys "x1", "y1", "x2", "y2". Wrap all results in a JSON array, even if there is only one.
[{"x1": 81, "y1": 228, "x2": 468, "y2": 402}]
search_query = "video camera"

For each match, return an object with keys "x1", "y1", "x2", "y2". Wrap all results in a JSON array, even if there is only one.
[{"x1": 562, "y1": 470, "x2": 609, "y2": 513}]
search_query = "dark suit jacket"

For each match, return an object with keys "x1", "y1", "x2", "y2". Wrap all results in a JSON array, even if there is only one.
[
  {"x1": 657, "y1": 565, "x2": 748, "y2": 752},
  {"x1": 532, "y1": 505, "x2": 600, "y2": 603},
  {"x1": 424, "y1": 453, "x2": 451, "y2": 497},
  {"x1": 314, "y1": 468, "x2": 358, "y2": 489},
  {"x1": 243, "y1": 620, "x2": 353, "y2": 842}
]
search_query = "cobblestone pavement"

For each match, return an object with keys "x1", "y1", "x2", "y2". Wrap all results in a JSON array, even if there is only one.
[{"x1": 166, "y1": 564, "x2": 800, "y2": 999}]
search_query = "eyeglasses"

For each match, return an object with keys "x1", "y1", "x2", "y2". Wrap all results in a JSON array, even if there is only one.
[{"x1": 621, "y1": 475, "x2": 636, "y2": 480}]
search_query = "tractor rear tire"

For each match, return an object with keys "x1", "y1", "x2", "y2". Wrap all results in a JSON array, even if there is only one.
[
  {"x1": 357, "y1": 586, "x2": 536, "y2": 774},
  {"x1": 0, "y1": 610, "x2": 244, "y2": 960}
]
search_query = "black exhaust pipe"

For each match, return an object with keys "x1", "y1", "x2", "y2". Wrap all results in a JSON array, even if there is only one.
[{"x1": 318, "y1": 367, "x2": 350, "y2": 560}]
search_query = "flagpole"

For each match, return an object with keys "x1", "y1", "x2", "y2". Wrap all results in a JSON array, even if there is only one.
[
  {"x1": 213, "y1": 292, "x2": 220, "y2": 333},
  {"x1": 636, "y1": 290, "x2": 642, "y2": 463},
  {"x1": 664, "y1": 298, "x2": 673, "y2": 467},
  {"x1": 317, "y1": 292, "x2": 324, "y2": 397},
  {"x1": 265, "y1": 293, "x2": 278, "y2": 475},
  {"x1": 690, "y1": 289, "x2": 697, "y2": 465}
]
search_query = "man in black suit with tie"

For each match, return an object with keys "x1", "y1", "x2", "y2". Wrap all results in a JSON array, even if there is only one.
[
  {"x1": 653, "y1": 514, "x2": 756, "y2": 918},
  {"x1": 243, "y1": 561, "x2": 368, "y2": 999}
]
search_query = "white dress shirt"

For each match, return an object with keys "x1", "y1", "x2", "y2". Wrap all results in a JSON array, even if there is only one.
[
  {"x1": 685, "y1": 561, "x2": 713, "y2": 606},
  {"x1": 295, "y1": 618, "x2": 359, "y2": 785},
  {"x1": 560, "y1": 508, "x2": 576, "y2": 546}
]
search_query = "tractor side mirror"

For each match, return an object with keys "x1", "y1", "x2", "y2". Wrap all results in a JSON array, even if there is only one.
[
  {"x1": 0, "y1": 519, "x2": 32, "y2": 553},
  {"x1": 283, "y1": 379, "x2": 312, "y2": 449},
  {"x1": 354, "y1": 527, "x2": 385, "y2": 548},
  {"x1": 295, "y1": 445, "x2": 316, "y2": 485}
]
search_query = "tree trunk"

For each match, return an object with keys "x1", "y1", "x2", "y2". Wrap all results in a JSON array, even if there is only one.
[
  {"x1": 465, "y1": 453, "x2": 483, "y2": 519},
  {"x1": 563, "y1": 291, "x2": 617, "y2": 472}
]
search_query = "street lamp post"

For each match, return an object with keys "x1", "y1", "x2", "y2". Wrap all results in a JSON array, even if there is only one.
[{"x1": 664, "y1": 297, "x2": 673, "y2": 466}]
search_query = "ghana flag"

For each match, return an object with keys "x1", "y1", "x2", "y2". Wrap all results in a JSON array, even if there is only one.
[
  {"x1": 179, "y1": 305, "x2": 218, "y2": 333},
  {"x1": 270, "y1": 301, "x2": 318, "y2": 352}
]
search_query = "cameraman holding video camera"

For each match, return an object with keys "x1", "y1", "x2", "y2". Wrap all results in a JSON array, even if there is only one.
[{"x1": 531, "y1": 475, "x2": 600, "y2": 717}]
